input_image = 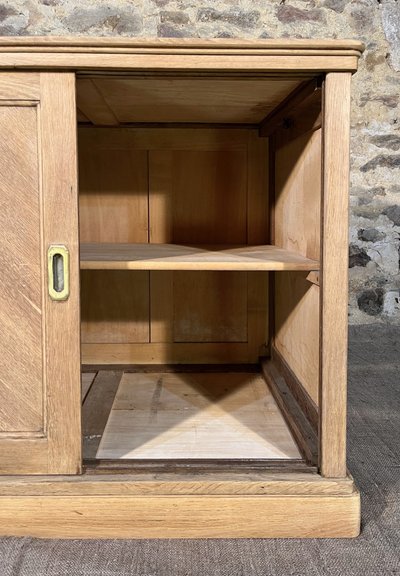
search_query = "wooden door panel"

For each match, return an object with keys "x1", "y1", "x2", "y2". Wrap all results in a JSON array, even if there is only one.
[
  {"x1": 0, "y1": 105, "x2": 43, "y2": 433},
  {"x1": 0, "y1": 73, "x2": 81, "y2": 474}
]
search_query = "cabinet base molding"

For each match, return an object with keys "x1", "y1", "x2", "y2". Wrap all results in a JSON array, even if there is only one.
[{"x1": 0, "y1": 474, "x2": 360, "y2": 538}]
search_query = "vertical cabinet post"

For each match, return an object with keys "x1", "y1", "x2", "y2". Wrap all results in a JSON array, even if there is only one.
[{"x1": 320, "y1": 72, "x2": 352, "y2": 478}]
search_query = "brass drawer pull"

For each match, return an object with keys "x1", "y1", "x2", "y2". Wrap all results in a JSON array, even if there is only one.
[{"x1": 48, "y1": 245, "x2": 69, "y2": 301}]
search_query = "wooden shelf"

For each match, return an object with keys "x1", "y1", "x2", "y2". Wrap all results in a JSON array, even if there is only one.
[{"x1": 80, "y1": 243, "x2": 319, "y2": 271}]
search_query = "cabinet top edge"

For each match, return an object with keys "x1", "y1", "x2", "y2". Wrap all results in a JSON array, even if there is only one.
[{"x1": 0, "y1": 36, "x2": 365, "y2": 54}]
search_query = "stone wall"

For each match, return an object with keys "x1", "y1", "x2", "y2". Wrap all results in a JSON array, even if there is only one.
[{"x1": 1, "y1": 0, "x2": 399, "y2": 324}]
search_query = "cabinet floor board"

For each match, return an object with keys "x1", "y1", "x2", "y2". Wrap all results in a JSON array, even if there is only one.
[{"x1": 94, "y1": 371, "x2": 301, "y2": 461}]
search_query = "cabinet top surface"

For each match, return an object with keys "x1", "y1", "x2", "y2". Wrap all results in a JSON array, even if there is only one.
[
  {"x1": 0, "y1": 37, "x2": 364, "y2": 51},
  {"x1": 0, "y1": 37, "x2": 364, "y2": 72}
]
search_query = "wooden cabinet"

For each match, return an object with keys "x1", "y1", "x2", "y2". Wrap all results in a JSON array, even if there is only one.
[{"x1": 0, "y1": 37, "x2": 364, "y2": 538}]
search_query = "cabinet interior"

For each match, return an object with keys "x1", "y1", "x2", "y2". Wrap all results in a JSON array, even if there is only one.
[{"x1": 77, "y1": 73, "x2": 322, "y2": 468}]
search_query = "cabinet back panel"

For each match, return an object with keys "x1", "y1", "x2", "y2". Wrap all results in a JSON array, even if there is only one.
[
  {"x1": 81, "y1": 270, "x2": 150, "y2": 344},
  {"x1": 78, "y1": 127, "x2": 269, "y2": 363},
  {"x1": 79, "y1": 142, "x2": 149, "y2": 345},
  {"x1": 150, "y1": 149, "x2": 247, "y2": 244},
  {"x1": 79, "y1": 148, "x2": 148, "y2": 243},
  {"x1": 149, "y1": 147, "x2": 248, "y2": 345},
  {"x1": 173, "y1": 272, "x2": 248, "y2": 343},
  {"x1": 0, "y1": 105, "x2": 43, "y2": 432}
]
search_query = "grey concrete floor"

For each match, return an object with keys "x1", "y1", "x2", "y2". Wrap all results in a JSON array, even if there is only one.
[{"x1": 0, "y1": 325, "x2": 399, "y2": 576}]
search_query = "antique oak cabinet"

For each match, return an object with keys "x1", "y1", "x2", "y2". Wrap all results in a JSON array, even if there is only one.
[{"x1": 0, "y1": 37, "x2": 364, "y2": 538}]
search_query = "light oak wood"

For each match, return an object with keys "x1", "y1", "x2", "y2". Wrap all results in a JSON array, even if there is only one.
[
  {"x1": 78, "y1": 126, "x2": 271, "y2": 364},
  {"x1": 0, "y1": 37, "x2": 365, "y2": 51},
  {"x1": 0, "y1": 99, "x2": 43, "y2": 436},
  {"x1": 78, "y1": 132, "x2": 150, "y2": 346},
  {"x1": 0, "y1": 39, "x2": 362, "y2": 538},
  {"x1": 76, "y1": 78, "x2": 118, "y2": 125},
  {"x1": 173, "y1": 272, "x2": 248, "y2": 343},
  {"x1": 96, "y1": 372, "x2": 301, "y2": 460},
  {"x1": 259, "y1": 79, "x2": 320, "y2": 137},
  {"x1": 41, "y1": 74, "x2": 82, "y2": 474},
  {"x1": 274, "y1": 129, "x2": 321, "y2": 260},
  {"x1": 81, "y1": 342, "x2": 257, "y2": 365},
  {"x1": 81, "y1": 243, "x2": 319, "y2": 271},
  {"x1": 0, "y1": 73, "x2": 80, "y2": 475},
  {"x1": 275, "y1": 273, "x2": 320, "y2": 406},
  {"x1": 274, "y1": 91, "x2": 322, "y2": 149},
  {"x1": 0, "y1": 39, "x2": 364, "y2": 82},
  {"x1": 319, "y1": 73, "x2": 352, "y2": 478},
  {"x1": 245, "y1": 132, "x2": 270, "y2": 358},
  {"x1": 82, "y1": 371, "x2": 122, "y2": 459},
  {"x1": 78, "y1": 126, "x2": 250, "y2": 151},
  {"x1": 0, "y1": 470, "x2": 356, "y2": 496},
  {"x1": 151, "y1": 148, "x2": 248, "y2": 245},
  {"x1": 80, "y1": 270, "x2": 150, "y2": 344},
  {"x1": 306, "y1": 271, "x2": 320, "y2": 287},
  {"x1": 0, "y1": 72, "x2": 40, "y2": 99},
  {"x1": 0, "y1": 53, "x2": 362, "y2": 73},
  {"x1": 77, "y1": 76, "x2": 304, "y2": 124},
  {"x1": 0, "y1": 442, "x2": 48, "y2": 474},
  {"x1": 78, "y1": 137, "x2": 149, "y2": 244},
  {"x1": 0, "y1": 37, "x2": 364, "y2": 75},
  {"x1": 0, "y1": 491, "x2": 360, "y2": 538},
  {"x1": 272, "y1": 346, "x2": 319, "y2": 433},
  {"x1": 261, "y1": 358, "x2": 318, "y2": 464},
  {"x1": 273, "y1": 129, "x2": 322, "y2": 407},
  {"x1": 147, "y1": 141, "x2": 251, "y2": 353},
  {"x1": 81, "y1": 373, "x2": 96, "y2": 403}
]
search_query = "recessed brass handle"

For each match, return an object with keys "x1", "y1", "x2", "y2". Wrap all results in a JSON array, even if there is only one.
[{"x1": 48, "y1": 245, "x2": 70, "y2": 301}]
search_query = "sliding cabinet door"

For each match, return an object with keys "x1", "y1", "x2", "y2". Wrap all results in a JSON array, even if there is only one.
[{"x1": 0, "y1": 73, "x2": 81, "y2": 474}]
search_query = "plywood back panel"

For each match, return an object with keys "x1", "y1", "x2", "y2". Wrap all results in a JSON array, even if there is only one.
[
  {"x1": 76, "y1": 77, "x2": 305, "y2": 125},
  {"x1": 79, "y1": 127, "x2": 269, "y2": 363}
]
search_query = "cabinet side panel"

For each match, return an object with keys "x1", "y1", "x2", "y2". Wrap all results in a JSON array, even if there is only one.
[
  {"x1": 274, "y1": 272, "x2": 319, "y2": 406},
  {"x1": 274, "y1": 129, "x2": 321, "y2": 260},
  {"x1": 0, "y1": 105, "x2": 43, "y2": 433},
  {"x1": 274, "y1": 129, "x2": 321, "y2": 406}
]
